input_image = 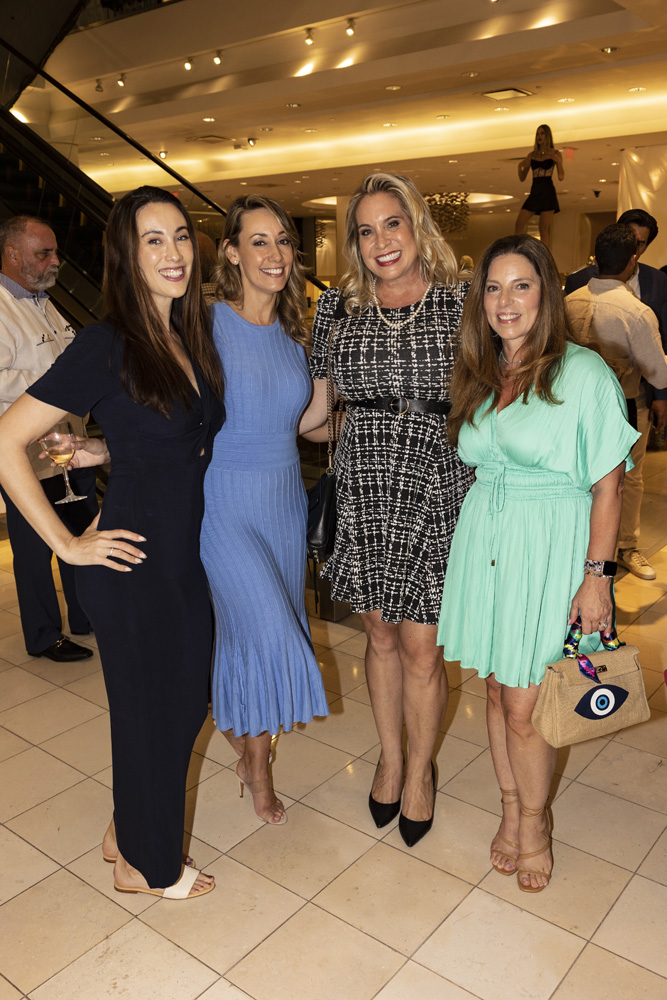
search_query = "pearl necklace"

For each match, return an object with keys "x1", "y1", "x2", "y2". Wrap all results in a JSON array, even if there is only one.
[
  {"x1": 499, "y1": 350, "x2": 522, "y2": 366},
  {"x1": 371, "y1": 277, "x2": 431, "y2": 330}
]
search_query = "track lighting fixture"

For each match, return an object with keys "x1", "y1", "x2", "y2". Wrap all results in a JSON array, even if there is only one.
[
  {"x1": 117, "y1": 73, "x2": 125, "y2": 87},
  {"x1": 247, "y1": 138, "x2": 257, "y2": 146},
  {"x1": 305, "y1": 28, "x2": 314, "y2": 45},
  {"x1": 346, "y1": 18, "x2": 355, "y2": 36},
  {"x1": 158, "y1": 150, "x2": 167, "y2": 159},
  {"x1": 213, "y1": 50, "x2": 222, "y2": 65},
  {"x1": 184, "y1": 57, "x2": 193, "y2": 71},
  {"x1": 95, "y1": 79, "x2": 103, "y2": 93}
]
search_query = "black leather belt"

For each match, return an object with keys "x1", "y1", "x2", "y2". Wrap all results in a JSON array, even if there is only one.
[{"x1": 347, "y1": 396, "x2": 451, "y2": 415}]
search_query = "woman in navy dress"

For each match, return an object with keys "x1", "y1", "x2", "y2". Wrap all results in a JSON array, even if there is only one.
[
  {"x1": 201, "y1": 195, "x2": 328, "y2": 825},
  {"x1": 0, "y1": 187, "x2": 223, "y2": 899},
  {"x1": 515, "y1": 124, "x2": 564, "y2": 248}
]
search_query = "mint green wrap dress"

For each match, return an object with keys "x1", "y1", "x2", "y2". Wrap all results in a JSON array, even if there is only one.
[{"x1": 437, "y1": 343, "x2": 640, "y2": 687}]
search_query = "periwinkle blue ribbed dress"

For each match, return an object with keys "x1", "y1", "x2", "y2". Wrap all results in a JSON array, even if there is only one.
[{"x1": 201, "y1": 302, "x2": 329, "y2": 737}]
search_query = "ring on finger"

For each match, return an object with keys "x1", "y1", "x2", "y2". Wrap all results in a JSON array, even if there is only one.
[{"x1": 109, "y1": 546, "x2": 114, "y2": 558}]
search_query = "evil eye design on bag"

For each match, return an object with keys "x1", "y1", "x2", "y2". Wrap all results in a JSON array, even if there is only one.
[{"x1": 574, "y1": 685, "x2": 628, "y2": 720}]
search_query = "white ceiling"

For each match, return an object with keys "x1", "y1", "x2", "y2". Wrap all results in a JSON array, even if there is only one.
[{"x1": 16, "y1": 0, "x2": 667, "y2": 227}]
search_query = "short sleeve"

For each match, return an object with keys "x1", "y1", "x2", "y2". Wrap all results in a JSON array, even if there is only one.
[
  {"x1": 27, "y1": 323, "x2": 118, "y2": 417},
  {"x1": 309, "y1": 287, "x2": 340, "y2": 380},
  {"x1": 574, "y1": 349, "x2": 640, "y2": 489}
]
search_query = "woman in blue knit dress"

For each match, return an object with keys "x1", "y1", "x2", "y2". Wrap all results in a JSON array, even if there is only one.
[{"x1": 200, "y1": 196, "x2": 328, "y2": 825}]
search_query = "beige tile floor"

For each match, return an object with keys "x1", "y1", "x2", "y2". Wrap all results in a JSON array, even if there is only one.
[{"x1": 1, "y1": 452, "x2": 667, "y2": 999}]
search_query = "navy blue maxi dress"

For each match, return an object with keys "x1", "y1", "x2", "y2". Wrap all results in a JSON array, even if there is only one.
[
  {"x1": 201, "y1": 302, "x2": 328, "y2": 737},
  {"x1": 28, "y1": 322, "x2": 224, "y2": 888}
]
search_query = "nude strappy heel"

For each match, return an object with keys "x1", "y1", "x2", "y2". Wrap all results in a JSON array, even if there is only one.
[
  {"x1": 516, "y1": 803, "x2": 553, "y2": 893},
  {"x1": 490, "y1": 787, "x2": 520, "y2": 876}
]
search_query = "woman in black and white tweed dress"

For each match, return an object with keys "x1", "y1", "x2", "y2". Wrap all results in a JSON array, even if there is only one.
[{"x1": 307, "y1": 173, "x2": 473, "y2": 847}]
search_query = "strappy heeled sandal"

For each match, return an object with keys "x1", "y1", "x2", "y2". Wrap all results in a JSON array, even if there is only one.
[
  {"x1": 490, "y1": 787, "x2": 520, "y2": 876},
  {"x1": 516, "y1": 803, "x2": 553, "y2": 893}
]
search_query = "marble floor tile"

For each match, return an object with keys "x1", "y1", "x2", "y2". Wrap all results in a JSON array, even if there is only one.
[
  {"x1": 480, "y1": 839, "x2": 631, "y2": 937},
  {"x1": 346, "y1": 680, "x2": 371, "y2": 704},
  {"x1": 0, "y1": 826, "x2": 59, "y2": 904},
  {"x1": 302, "y1": 758, "x2": 397, "y2": 839},
  {"x1": 554, "y1": 781, "x2": 666, "y2": 869},
  {"x1": 576, "y1": 740, "x2": 667, "y2": 813},
  {"x1": 332, "y1": 631, "x2": 369, "y2": 658},
  {"x1": 226, "y1": 904, "x2": 404, "y2": 1000},
  {"x1": 229, "y1": 802, "x2": 375, "y2": 898},
  {"x1": 415, "y1": 889, "x2": 584, "y2": 1000},
  {"x1": 185, "y1": 750, "x2": 223, "y2": 791},
  {"x1": 375, "y1": 963, "x2": 479, "y2": 1000},
  {"x1": 6, "y1": 778, "x2": 113, "y2": 865},
  {"x1": 0, "y1": 687, "x2": 104, "y2": 744},
  {"x1": 0, "y1": 868, "x2": 129, "y2": 994},
  {"x1": 0, "y1": 666, "x2": 55, "y2": 712},
  {"x1": 20, "y1": 649, "x2": 100, "y2": 686},
  {"x1": 314, "y1": 645, "x2": 366, "y2": 694},
  {"x1": 314, "y1": 841, "x2": 471, "y2": 954},
  {"x1": 197, "y1": 982, "x2": 257, "y2": 1000},
  {"x1": 434, "y1": 734, "x2": 486, "y2": 786},
  {"x1": 0, "y1": 610, "x2": 22, "y2": 640},
  {"x1": 141, "y1": 855, "x2": 303, "y2": 973},
  {"x1": 612, "y1": 707, "x2": 667, "y2": 756},
  {"x1": 637, "y1": 826, "x2": 667, "y2": 886},
  {"x1": 0, "y1": 725, "x2": 30, "y2": 763},
  {"x1": 441, "y1": 690, "x2": 490, "y2": 747},
  {"x1": 0, "y1": 747, "x2": 82, "y2": 823},
  {"x1": 0, "y1": 976, "x2": 23, "y2": 1000},
  {"x1": 444, "y1": 659, "x2": 479, "y2": 689},
  {"x1": 264, "y1": 729, "x2": 354, "y2": 800},
  {"x1": 28, "y1": 920, "x2": 218, "y2": 1000},
  {"x1": 307, "y1": 618, "x2": 360, "y2": 649},
  {"x1": 592, "y1": 875, "x2": 667, "y2": 977},
  {"x1": 551, "y1": 943, "x2": 667, "y2": 1000},
  {"x1": 301, "y1": 696, "x2": 379, "y2": 756},
  {"x1": 64, "y1": 669, "x2": 109, "y2": 709},
  {"x1": 192, "y1": 714, "x2": 241, "y2": 766},
  {"x1": 40, "y1": 713, "x2": 112, "y2": 774}
]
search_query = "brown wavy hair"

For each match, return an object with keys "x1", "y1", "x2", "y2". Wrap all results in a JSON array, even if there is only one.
[
  {"x1": 213, "y1": 195, "x2": 309, "y2": 347},
  {"x1": 103, "y1": 186, "x2": 223, "y2": 416},
  {"x1": 339, "y1": 172, "x2": 463, "y2": 313},
  {"x1": 447, "y1": 234, "x2": 584, "y2": 444}
]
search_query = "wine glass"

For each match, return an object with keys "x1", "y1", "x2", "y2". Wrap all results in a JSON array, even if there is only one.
[{"x1": 39, "y1": 428, "x2": 88, "y2": 504}]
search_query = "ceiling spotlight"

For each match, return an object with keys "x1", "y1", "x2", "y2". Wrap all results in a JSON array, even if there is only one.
[
  {"x1": 184, "y1": 57, "x2": 193, "y2": 71},
  {"x1": 436, "y1": 114, "x2": 450, "y2": 120},
  {"x1": 286, "y1": 102, "x2": 301, "y2": 108},
  {"x1": 494, "y1": 106, "x2": 509, "y2": 112},
  {"x1": 600, "y1": 46, "x2": 618, "y2": 54},
  {"x1": 305, "y1": 28, "x2": 314, "y2": 45},
  {"x1": 202, "y1": 116, "x2": 215, "y2": 122},
  {"x1": 247, "y1": 137, "x2": 257, "y2": 146},
  {"x1": 461, "y1": 71, "x2": 479, "y2": 78},
  {"x1": 383, "y1": 122, "x2": 397, "y2": 127},
  {"x1": 213, "y1": 50, "x2": 222, "y2": 65},
  {"x1": 385, "y1": 85, "x2": 401, "y2": 91},
  {"x1": 628, "y1": 86, "x2": 646, "y2": 92},
  {"x1": 95, "y1": 79, "x2": 103, "y2": 93},
  {"x1": 158, "y1": 150, "x2": 167, "y2": 159},
  {"x1": 557, "y1": 97, "x2": 575, "y2": 103},
  {"x1": 346, "y1": 18, "x2": 356, "y2": 36},
  {"x1": 117, "y1": 73, "x2": 125, "y2": 87},
  {"x1": 259, "y1": 126, "x2": 273, "y2": 132}
]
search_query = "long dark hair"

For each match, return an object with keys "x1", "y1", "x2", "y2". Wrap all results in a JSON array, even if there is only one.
[
  {"x1": 103, "y1": 186, "x2": 223, "y2": 416},
  {"x1": 448, "y1": 234, "x2": 584, "y2": 443},
  {"x1": 214, "y1": 194, "x2": 309, "y2": 347}
]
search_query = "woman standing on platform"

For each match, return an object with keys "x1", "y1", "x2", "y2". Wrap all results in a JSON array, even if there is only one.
[
  {"x1": 308, "y1": 173, "x2": 473, "y2": 847},
  {"x1": 201, "y1": 195, "x2": 328, "y2": 826},
  {"x1": 515, "y1": 124, "x2": 564, "y2": 248},
  {"x1": 0, "y1": 186, "x2": 223, "y2": 899}
]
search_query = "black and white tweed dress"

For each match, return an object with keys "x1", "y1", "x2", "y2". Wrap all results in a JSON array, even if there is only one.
[{"x1": 309, "y1": 284, "x2": 474, "y2": 625}]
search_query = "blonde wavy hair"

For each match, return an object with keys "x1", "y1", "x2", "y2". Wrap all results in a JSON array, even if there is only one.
[
  {"x1": 213, "y1": 194, "x2": 310, "y2": 347},
  {"x1": 339, "y1": 173, "x2": 462, "y2": 313}
]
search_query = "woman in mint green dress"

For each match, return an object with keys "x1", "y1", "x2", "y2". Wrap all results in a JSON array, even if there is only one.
[{"x1": 438, "y1": 235, "x2": 639, "y2": 893}]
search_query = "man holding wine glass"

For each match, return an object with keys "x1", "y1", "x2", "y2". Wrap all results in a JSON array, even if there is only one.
[{"x1": 0, "y1": 216, "x2": 98, "y2": 662}]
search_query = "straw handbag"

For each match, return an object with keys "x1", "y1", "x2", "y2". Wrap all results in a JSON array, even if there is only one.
[{"x1": 532, "y1": 617, "x2": 649, "y2": 748}]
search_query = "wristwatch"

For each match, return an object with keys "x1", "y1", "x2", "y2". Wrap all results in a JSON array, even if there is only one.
[{"x1": 584, "y1": 559, "x2": 617, "y2": 578}]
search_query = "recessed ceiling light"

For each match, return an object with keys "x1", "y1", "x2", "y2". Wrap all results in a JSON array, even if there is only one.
[
  {"x1": 286, "y1": 103, "x2": 301, "y2": 108},
  {"x1": 448, "y1": 159, "x2": 458, "y2": 163},
  {"x1": 385, "y1": 85, "x2": 401, "y2": 91},
  {"x1": 557, "y1": 97, "x2": 575, "y2": 103},
  {"x1": 302, "y1": 175, "x2": 310, "y2": 178},
  {"x1": 436, "y1": 114, "x2": 450, "y2": 120},
  {"x1": 294, "y1": 180, "x2": 302, "y2": 184},
  {"x1": 346, "y1": 18, "x2": 356, "y2": 36},
  {"x1": 91, "y1": 136, "x2": 103, "y2": 141},
  {"x1": 494, "y1": 107, "x2": 509, "y2": 112},
  {"x1": 259, "y1": 126, "x2": 273, "y2": 132},
  {"x1": 598, "y1": 178, "x2": 607, "y2": 183},
  {"x1": 462, "y1": 71, "x2": 479, "y2": 78},
  {"x1": 383, "y1": 122, "x2": 397, "y2": 127},
  {"x1": 158, "y1": 150, "x2": 167, "y2": 159},
  {"x1": 611, "y1": 161, "x2": 619, "y2": 166},
  {"x1": 304, "y1": 128, "x2": 318, "y2": 132},
  {"x1": 99, "y1": 151, "x2": 109, "y2": 156},
  {"x1": 202, "y1": 116, "x2": 216, "y2": 122},
  {"x1": 305, "y1": 28, "x2": 314, "y2": 45},
  {"x1": 628, "y1": 86, "x2": 646, "y2": 92},
  {"x1": 240, "y1": 181, "x2": 248, "y2": 186},
  {"x1": 600, "y1": 46, "x2": 618, "y2": 54}
]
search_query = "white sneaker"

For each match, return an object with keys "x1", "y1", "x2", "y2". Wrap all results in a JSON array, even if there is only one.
[{"x1": 617, "y1": 548, "x2": 656, "y2": 580}]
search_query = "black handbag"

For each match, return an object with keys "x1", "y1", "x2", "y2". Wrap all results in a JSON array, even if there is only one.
[{"x1": 306, "y1": 307, "x2": 343, "y2": 608}]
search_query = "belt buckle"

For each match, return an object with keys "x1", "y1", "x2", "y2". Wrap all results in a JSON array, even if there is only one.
[{"x1": 390, "y1": 396, "x2": 410, "y2": 415}]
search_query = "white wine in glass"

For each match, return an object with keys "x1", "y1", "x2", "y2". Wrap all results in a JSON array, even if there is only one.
[{"x1": 40, "y1": 431, "x2": 88, "y2": 504}]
